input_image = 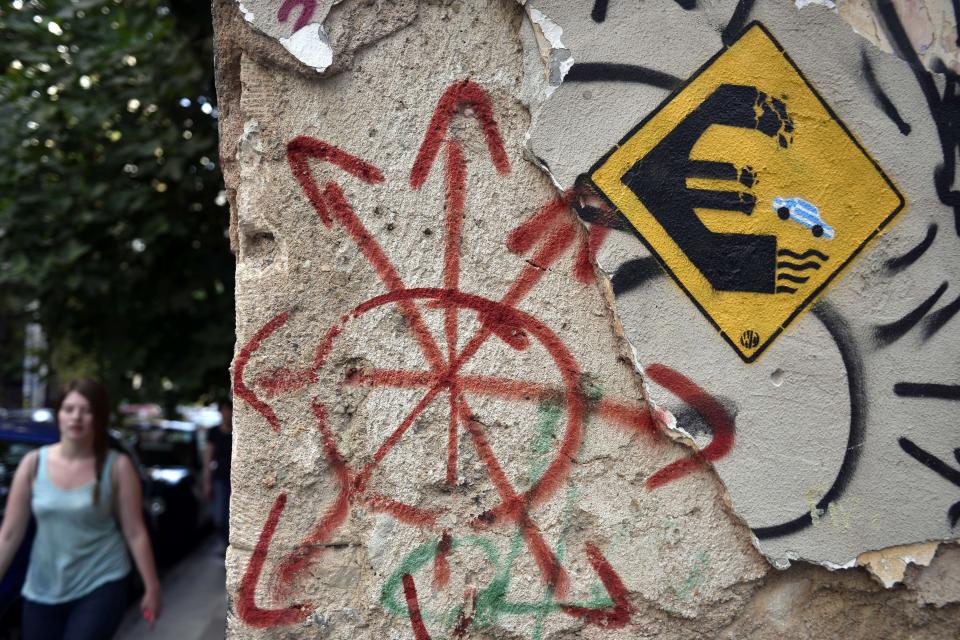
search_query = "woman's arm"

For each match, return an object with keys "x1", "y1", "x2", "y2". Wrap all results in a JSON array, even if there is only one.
[
  {"x1": 0, "y1": 449, "x2": 36, "y2": 579},
  {"x1": 114, "y1": 454, "x2": 162, "y2": 622}
]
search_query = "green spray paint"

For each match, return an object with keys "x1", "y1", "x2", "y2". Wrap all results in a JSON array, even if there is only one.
[
  {"x1": 674, "y1": 551, "x2": 709, "y2": 601},
  {"x1": 379, "y1": 378, "x2": 615, "y2": 639}
]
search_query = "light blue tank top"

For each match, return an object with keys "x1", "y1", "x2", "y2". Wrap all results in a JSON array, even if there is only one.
[{"x1": 22, "y1": 446, "x2": 131, "y2": 603}]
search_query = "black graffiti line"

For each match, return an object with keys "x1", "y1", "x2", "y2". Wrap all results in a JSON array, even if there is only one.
[
  {"x1": 775, "y1": 285, "x2": 797, "y2": 294},
  {"x1": 776, "y1": 273, "x2": 809, "y2": 284},
  {"x1": 565, "y1": 63, "x2": 682, "y2": 91},
  {"x1": 872, "y1": 281, "x2": 948, "y2": 347},
  {"x1": 721, "y1": 0, "x2": 757, "y2": 47},
  {"x1": 776, "y1": 260, "x2": 821, "y2": 271},
  {"x1": 752, "y1": 299, "x2": 867, "y2": 539},
  {"x1": 592, "y1": 0, "x2": 695, "y2": 21},
  {"x1": 777, "y1": 248, "x2": 828, "y2": 261},
  {"x1": 899, "y1": 438, "x2": 960, "y2": 528},
  {"x1": 875, "y1": 0, "x2": 960, "y2": 235},
  {"x1": 893, "y1": 382, "x2": 960, "y2": 400},
  {"x1": 861, "y1": 50, "x2": 912, "y2": 135},
  {"x1": 590, "y1": 0, "x2": 609, "y2": 22},
  {"x1": 884, "y1": 223, "x2": 938, "y2": 274},
  {"x1": 922, "y1": 292, "x2": 960, "y2": 340},
  {"x1": 596, "y1": 251, "x2": 865, "y2": 540},
  {"x1": 572, "y1": 174, "x2": 633, "y2": 232},
  {"x1": 611, "y1": 256, "x2": 664, "y2": 297},
  {"x1": 574, "y1": 204, "x2": 632, "y2": 232},
  {"x1": 900, "y1": 438, "x2": 960, "y2": 485}
]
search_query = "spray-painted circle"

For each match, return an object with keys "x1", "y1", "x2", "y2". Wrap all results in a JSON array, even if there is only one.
[{"x1": 313, "y1": 287, "x2": 586, "y2": 527}]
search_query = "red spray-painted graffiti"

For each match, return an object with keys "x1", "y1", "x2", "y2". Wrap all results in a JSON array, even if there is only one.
[
  {"x1": 432, "y1": 529, "x2": 453, "y2": 590},
  {"x1": 233, "y1": 79, "x2": 735, "y2": 635},
  {"x1": 402, "y1": 574, "x2": 432, "y2": 640},
  {"x1": 643, "y1": 364, "x2": 736, "y2": 489}
]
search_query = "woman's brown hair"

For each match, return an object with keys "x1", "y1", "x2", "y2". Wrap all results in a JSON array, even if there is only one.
[{"x1": 56, "y1": 379, "x2": 111, "y2": 504}]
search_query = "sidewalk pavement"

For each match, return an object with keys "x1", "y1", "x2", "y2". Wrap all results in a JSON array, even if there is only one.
[{"x1": 114, "y1": 536, "x2": 227, "y2": 640}]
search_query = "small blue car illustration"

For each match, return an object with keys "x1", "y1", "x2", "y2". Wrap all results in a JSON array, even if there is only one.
[{"x1": 772, "y1": 197, "x2": 836, "y2": 239}]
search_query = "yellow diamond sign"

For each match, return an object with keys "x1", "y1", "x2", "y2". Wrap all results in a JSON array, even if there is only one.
[{"x1": 590, "y1": 23, "x2": 905, "y2": 362}]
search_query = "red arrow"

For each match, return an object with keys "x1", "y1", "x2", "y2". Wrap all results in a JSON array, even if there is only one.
[
  {"x1": 408, "y1": 81, "x2": 511, "y2": 486},
  {"x1": 233, "y1": 311, "x2": 290, "y2": 433},
  {"x1": 559, "y1": 542, "x2": 632, "y2": 628},
  {"x1": 287, "y1": 136, "x2": 384, "y2": 226},
  {"x1": 285, "y1": 137, "x2": 447, "y2": 376},
  {"x1": 442, "y1": 140, "x2": 467, "y2": 485},
  {"x1": 409, "y1": 79, "x2": 510, "y2": 189},
  {"x1": 236, "y1": 493, "x2": 312, "y2": 627},
  {"x1": 643, "y1": 364, "x2": 735, "y2": 489}
]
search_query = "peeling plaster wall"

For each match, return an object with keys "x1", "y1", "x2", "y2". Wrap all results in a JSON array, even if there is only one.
[
  {"x1": 213, "y1": 0, "x2": 960, "y2": 638},
  {"x1": 525, "y1": 0, "x2": 960, "y2": 574}
]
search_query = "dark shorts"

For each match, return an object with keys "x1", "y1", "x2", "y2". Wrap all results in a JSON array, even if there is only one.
[{"x1": 22, "y1": 573, "x2": 130, "y2": 640}]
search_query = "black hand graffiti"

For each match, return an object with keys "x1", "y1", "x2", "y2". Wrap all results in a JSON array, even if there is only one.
[{"x1": 621, "y1": 84, "x2": 793, "y2": 294}]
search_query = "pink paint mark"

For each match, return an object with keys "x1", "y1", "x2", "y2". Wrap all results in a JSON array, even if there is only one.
[{"x1": 277, "y1": 0, "x2": 317, "y2": 32}]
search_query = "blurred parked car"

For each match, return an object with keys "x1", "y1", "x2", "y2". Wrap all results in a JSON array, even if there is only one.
[
  {"x1": 0, "y1": 417, "x2": 58, "y2": 638},
  {"x1": 118, "y1": 420, "x2": 211, "y2": 563}
]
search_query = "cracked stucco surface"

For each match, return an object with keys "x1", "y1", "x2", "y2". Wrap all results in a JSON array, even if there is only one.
[{"x1": 524, "y1": 0, "x2": 960, "y2": 572}]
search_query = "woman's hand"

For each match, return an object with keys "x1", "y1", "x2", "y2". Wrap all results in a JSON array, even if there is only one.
[
  {"x1": 115, "y1": 454, "x2": 163, "y2": 630},
  {"x1": 141, "y1": 585, "x2": 162, "y2": 629}
]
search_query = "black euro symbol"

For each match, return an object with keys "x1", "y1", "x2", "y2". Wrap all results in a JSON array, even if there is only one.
[{"x1": 621, "y1": 84, "x2": 794, "y2": 294}]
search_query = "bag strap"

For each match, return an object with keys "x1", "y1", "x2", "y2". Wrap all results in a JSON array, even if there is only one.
[
  {"x1": 108, "y1": 450, "x2": 121, "y2": 521},
  {"x1": 30, "y1": 446, "x2": 42, "y2": 484}
]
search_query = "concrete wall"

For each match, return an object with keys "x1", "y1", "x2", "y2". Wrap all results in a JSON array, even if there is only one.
[{"x1": 213, "y1": 1, "x2": 960, "y2": 637}]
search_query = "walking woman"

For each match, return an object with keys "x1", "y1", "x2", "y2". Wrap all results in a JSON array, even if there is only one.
[{"x1": 0, "y1": 379, "x2": 162, "y2": 639}]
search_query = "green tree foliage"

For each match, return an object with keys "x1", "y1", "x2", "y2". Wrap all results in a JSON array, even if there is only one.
[{"x1": 0, "y1": 0, "x2": 233, "y2": 406}]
